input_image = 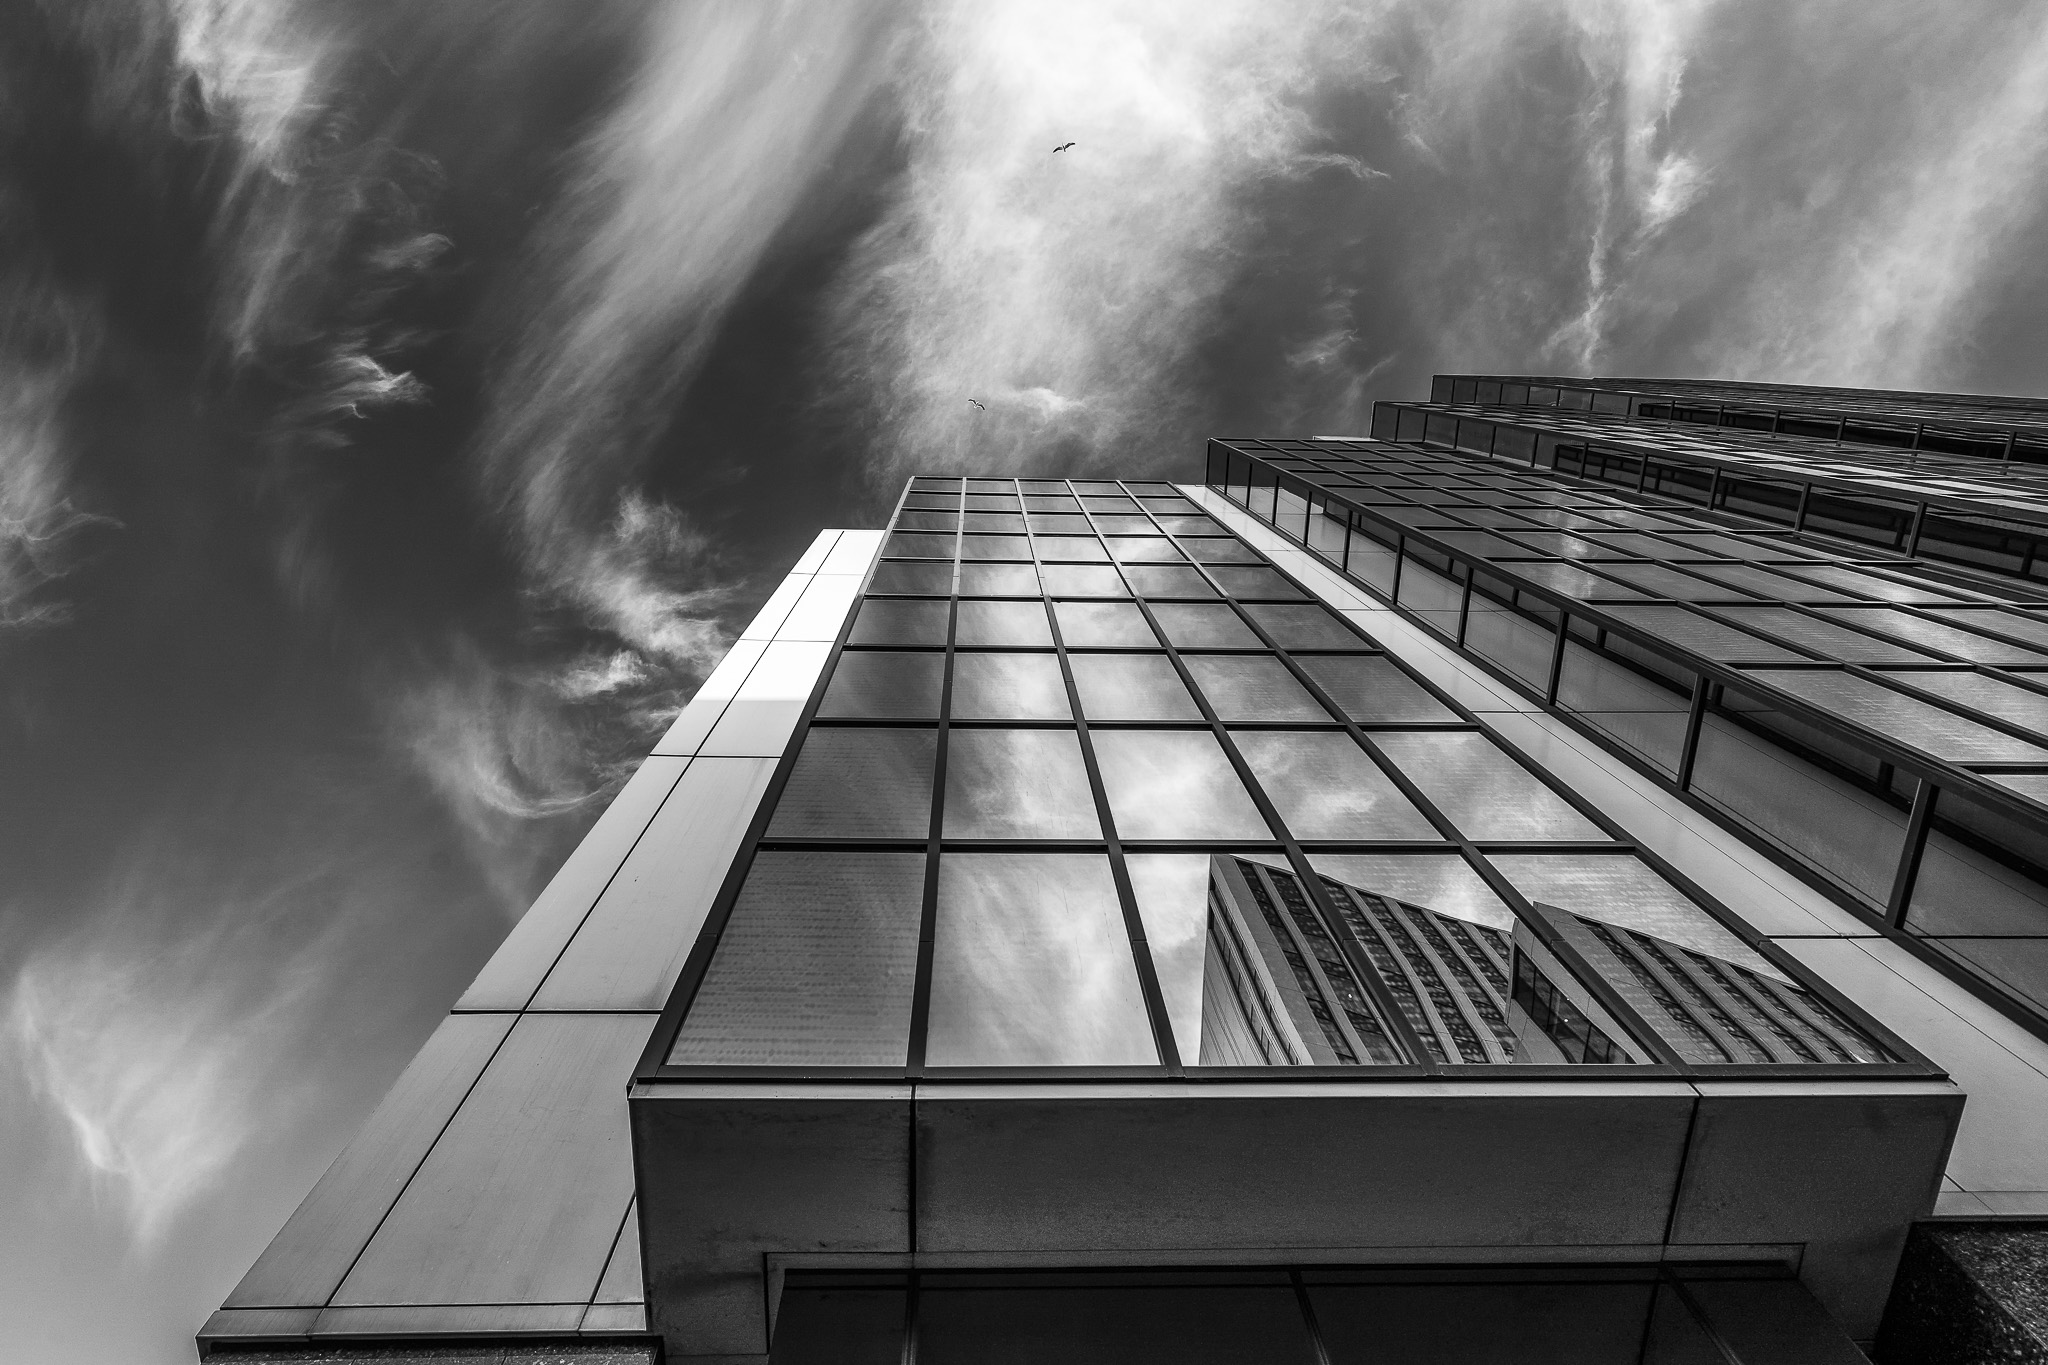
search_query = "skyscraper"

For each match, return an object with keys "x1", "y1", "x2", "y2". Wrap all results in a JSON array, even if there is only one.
[{"x1": 202, "y1": 376, "x2": 2048, "y2": 1365}]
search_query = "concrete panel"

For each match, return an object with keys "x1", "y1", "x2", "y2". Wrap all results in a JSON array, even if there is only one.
[
  {"x1": 312, "y1": 1304, "x2": 588, "y2": 1335},
  {"x1": 738, "y1": 572, "x2": 812, "y2": 643},
  {"x1": 596, "y1": 1199, "x2": 644, "y2": 1304},
  {"x1": 777, "y1": 574, "x2": 865, "y2": 641},
  {"x1": 531, "y1": 757, "x2": 776, "y2": 1010},
  {"x1": 226, "y1": 1012, "x2": 514, "y2": 1307},
  {"x1": 335, "y1": 1014, "x2": 651, "y2": 1307},
  {"x1": 458, "y1": 759, "x2": 688, "y2": 1009},
  {"x1": 632, "y1": 1084, "x2": 912, "y2": 1358},
  {"x1": 790, "y1": 529, "x2": 842, "y2": 575},
  {"x1": 198, "y1": 1307, "x2": 319, "y2": 1340},
  {"x1": 914, "y1": 1082, "x2": 1695, "y2": 1254},
  {"x1": 1671, "y1": 1081, "x2": 1962, "y2": 1338},
  {"x1": 821, "y1": 529, "x2": 884, "y2": 576}
]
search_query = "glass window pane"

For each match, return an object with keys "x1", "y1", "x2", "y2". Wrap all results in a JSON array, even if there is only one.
[
  {"x1": 956, "y1": 562, "x2": 1040, "y2": 596},
  {"x1": 918, "y1": 1280, "x2": 1312, "y2": 1365},
  {"x1": 668, "y1": 852, "x2": 922, "y2": 1065},
  {"x1": 1183, "y1": 655, "x2": 1329, "y2": 721},
  {"x1": 960, "y1": 513, "x2": 1025, "y2": 533},
  {"x1": 926, "y1": 854, "x2": 1156, "y2": 1066},
  {"x1": 1055, "y1": 600, "x2": 1160, "y2": 648},
  {"x1": 1297, "y1": 655, "x2": 1457, "y2": 722},
  {"x1": 943, "y1": 729, "x2": 1100, "y2": 838},
  {"x1": 1181, "y1": 538, "x2": 1265, "y2": 565},
  {"x1": 869, "y1": 562, "x2": 954, "y2": 595},
  {"x1": 950, "y1": 653, "x2": 1071, "y2": 720},
  {"x1": 1156, "y1": 515, "x2": 1222, "y2": 534},
  {"x1": 849, "y1": 598, "x2": 949, "y2": 646},
  {"x1": 770, "y1": 728, "x2": 935, "y2": 838},
  {"x1": 1741, "y1": 668, "x2": 2048, "y2": 763},
  {"x1": 896, "y1": 510, "x2": 957, "y2": 531},
  {"x1": 886, "y1": 532, "x2": 955, "y2": 559},
  {"x1": 1035, "y1": 536, "x2": 1109, "y2": 562},
  {"x1": 955, "y1": 599, "x2": 1053, "y2": 646},
  {"x1": 1108, "y1": 536, "x2": 1182, "y2": 562},
  {"x1": 1029, "y1": 513, "x2": 1091, "y2": 533},
  {"x1": 1069, "y1": 654, "x2": 1200, "y2": 720},
  {"x1": 964, "y1": 493, "x2": 1019, "y2": 511},
  {"x1": 1041, "y1": 564, "x2": 1129, "y2": 597},
  {"x1": 818, "y1": 652, "x2": 943, "y2": 718},
  {"x1": 1093, "y1": 731, "x2": 1272, "y2": 839},
  {"x1": 1243, "y1": 602, "x2": 1367, "y2": 650},
  {"x1": 961, "y1": 534, "x2": 1030, "y2": 561},
  {"x1": 1150, "y1": 603, "x2": 1262, "y2": 649},
  {"x1": 1125, "y1": 852, "x2": 1230, "y2": 1058},
  {"x1": 1025, "y1": 497, "x2": 1081, "y2": 513},
  {"x1": 1234, "y1": 731, "x2": 1437, "y2": 840},
  {"x1": 1122, "y1": 565, "x2": 1217, "y2": 599},
  {"x1": 1209, "y1": 565, "x2": 1308, "y2": 600},
  {"x1": 1372, "y1": 731, "x2": 1603, "y2": 841},
  {"x1": 769, "y1": 1280, "x2": 905, "y2": 1365},
  {"x1": 1306, "y1": 853, "x2": 1513, "y2": 929},
  {"x1": 1909, "y1": 785, "x2": 2048, "y2": 943},
  {"x1": 1093, "y1": 514, "x2": 1154, "y2": 534},
  {"x1": 1490, "y1": 852, "x2": 1767, "y2": 969}
]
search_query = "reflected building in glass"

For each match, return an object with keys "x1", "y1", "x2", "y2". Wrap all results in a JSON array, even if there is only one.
[{"x1": 203, "y1": 378, "x2": 2048, "y2": 1365}]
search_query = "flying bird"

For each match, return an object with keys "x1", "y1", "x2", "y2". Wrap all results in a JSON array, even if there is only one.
[
  {"x1": 1052, "y1": 141, "x2": 1075, "y2": 154},
  {"x1": 968, "y1": 399, "x2": 986, "y2": 411}
]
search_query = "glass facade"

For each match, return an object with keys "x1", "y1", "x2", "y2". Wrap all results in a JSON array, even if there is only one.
[
  {"x1": 646, "y1": 476, "x2": 1919, "y2": 1080},
  {"x1": 1212, "y1": 375, "x2": 2048, "y2": 1039}
]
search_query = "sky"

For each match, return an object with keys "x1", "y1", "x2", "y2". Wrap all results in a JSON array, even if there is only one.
[{"x1": 5, "y1": 0, "x2": 2048, "y2": 1358}]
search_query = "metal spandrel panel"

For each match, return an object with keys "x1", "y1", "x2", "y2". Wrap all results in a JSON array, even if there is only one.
[
  {"x1": 698, "y1": 640, "x2": 836, "y2": 757},
  {"x1": 227, "y1": 1013, "x2": 514, "y2": 1307},
  {"x1": 778, "y1": 574, "x2": 867, "y2": 641},
  {"x1": 528, "y1": 757, "x2": 774, "y2": 1015},
  {"x1": 1745, "y1": 669, "x2": 2048, "y2": 763},
  {"x1": 652, "y1": 639, "x2": 767, "y2": 757},
  {"x1": 459, "y1": 757, "x2": 689, "y2": 1009},
  {"x1": 739, "y1": 572, "x2": 813, "y2": 642},
  {"x1": 789, "y1": 530, "x2": 842, "y2": 576},
  {"x1": 821, "y1": 529, "x2": 884, "y2": 576},
  {"x1": 532, "y1": 757, "x2": 778, "y2": 1010},
  {"x1": 334, "y1": 1013, "x2": 650, "y2": 1307},
  {"x1": 595, "y1": 1199, "x2": 644, "y2": 1303}
]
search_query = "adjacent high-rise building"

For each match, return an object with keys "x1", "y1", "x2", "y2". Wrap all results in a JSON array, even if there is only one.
[{"x1": 201, "y1": 376, "x2": 2048, "y2": 1365}]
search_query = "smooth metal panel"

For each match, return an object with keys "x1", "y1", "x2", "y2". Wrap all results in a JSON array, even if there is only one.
[
  {"x1": 790, "y1": 529, "x2": 842, "y2": 575},
  {"x1": 1670, "y1": 1081, "x2": 1962, "y2": 1338},
  {"x1": 914, "y1": 1083, "x2": 1695, "y2": 1253},
  {"x1": 312, "y1": 1304, "x2": 588, "y2": 1334},
  {"x1": 777, "y1": 573, "x2": 866, "y2": 641},
  {"x1": 458, "y1": 759, "x2": 690, "y2": 1009},
  {"x1": 580, "y1": 1303, "x2": 651, "y2": 1334},
  {"x1": 821, "y1": 528, "x2": 884, "y2": 576},
  {"x1": 634, "y1": 1084, "x2": 912, "y2": 1358},
  {"x1": 225, "y1": 1012, "x2": 515, "y2": 1308},
  {"x1": 739, "y1": 572, "x2": 813, "y2": 643},
  {"x1": 334, "y1": 1014, "x2": 652, "y2": 1306},
  {"x1": 698, "y1": 640, "x2": 835, "y2": 757},
  {"x1": 652, "y1": 640, "x2": 768, "y2": 757},
  {"x1": 198, "y1": 1307, "x2": 319, "y2": 1339},
  {"x1": 532, "y1": 758, "x2": 777, "y2": 1010},
  {"x1": 595, "y1": 1198, "x2": 644, "y2": 1303}
]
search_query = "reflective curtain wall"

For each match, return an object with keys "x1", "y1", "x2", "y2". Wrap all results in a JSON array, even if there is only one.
[
  {"x1": 1211, "y1": 380, "x2": 2048, "y2": 1040},
  {"x1": 643, "y1": 476, "x2": 1920, "y2": 1080}
]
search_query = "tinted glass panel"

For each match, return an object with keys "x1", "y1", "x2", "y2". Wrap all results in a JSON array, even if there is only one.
[
  {"x1": 961, "y1": 534, "x2": 1030, "y2": 561},
  {"x1": 1372, "y1": 732, "x2": 1603, "y2": 841},
  {"x1": 869, "y1": 562, "x2": 954, "y2": 595},
  {"x1": 1233, "y1": 731, "x2": 1435, "y2": 840},
  {"x1": 1182, "y1": 539, "x2": 1267, "y2": 565},
  {"x1": 769, "y1": 1282, "x2": 904, "y2": 1365},
  {"x1": 1149, "y1": 603, "x2": 1262, "y2": 649},
  {"x1": 1297, "y1": 655, "x2": 1457, "y2": 723},
  {"x1": 1122, "y1": 565, "x2": 1217, "y2": 598},
  {"x1": 917, "y1": 1281, "x2": 1312, "y2": 1365},
  {"x1": 1183, "y1": 656, "x2": 1329, "y2": 721},
  {"x1": 1035, "y1": 536, "x2": 1109, "y2": 562},
  {"x1": 1069, "y1": 654, "x2": 1201, "y2": 720},
  {"x1": 1040, "y1": 565, "x2": 1129, "y2": 597},
  {"x1": 957, "y1": 563, "x2": 1041, "y2": 596},
  {"x1": 1243, "y1": 602, "x2": 1367, "y2": 650},
  {"x1": 887, "y1": 532, "x2": 955, "y2": 559},
  {"x1": 1055, "y1": 600, "x2": 1159, "y2": 648},
  {"x1": 1208, "y1": 565, "x2": 1309, "y2": 599},
  {"x1": 818, "y1": 652, "x2": 944, "y2": 718},
  {"x1": 849, "y1": 598, "x2": 949, "y2": 646},
  {"x1": 925, "y1": 854, "x2": 1156, "y2": 1066},
  {"x1": 943, "y1": 729, "x2": 1100, "y2": 838},
  {"x1": 769, "y1": 729, "x2": 936, "y2": 838},
  {"x1": 1108, "y1": 536, "x2": 1182, "y2": 562},
  {"x1": 950, "y1": 653, "x2": 1071, "y2": 720},
  {"x1": 669, "y1": 852, "x2": 922, "y2": 1065},
  {"x1": 1092, "y1": 731, "x2": 1272, "y2": 840},
  {"x1": 955, "y1": 600, "x2": 1054, "y2": 646}
]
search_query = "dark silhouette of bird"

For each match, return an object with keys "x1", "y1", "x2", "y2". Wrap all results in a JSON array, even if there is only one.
[
  {"x1": 1052, "y1": 141, "x2": 1075, "y2": 154},
  {"x1": 968, "y1": 399, "x2": 986, "y2": 411}
]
